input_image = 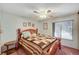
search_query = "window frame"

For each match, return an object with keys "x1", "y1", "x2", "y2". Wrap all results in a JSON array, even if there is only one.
[{"x1": 52, "y1": 20, "x2": 73, "y2": 40}]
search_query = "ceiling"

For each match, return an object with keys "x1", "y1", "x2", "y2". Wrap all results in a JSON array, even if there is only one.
[{"x1": 0, "y1": 3, "x2": 79, "y2": 20}]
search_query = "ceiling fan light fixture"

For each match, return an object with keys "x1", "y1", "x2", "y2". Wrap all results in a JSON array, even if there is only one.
[{"x1": 40, "y1": 14, "x2": 47, "y2": 19}]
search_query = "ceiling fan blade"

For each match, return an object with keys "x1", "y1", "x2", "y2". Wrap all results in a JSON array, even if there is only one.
[
  {"x1": 33, "y1": 11, "x2": 39, "y2": 14},
  {"x1": 47, "y1": 10, "x2": 51, "y2": 13}
]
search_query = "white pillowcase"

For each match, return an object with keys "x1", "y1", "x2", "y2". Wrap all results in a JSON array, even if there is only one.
[{"x1": 22, "y1": 31, "x2": 30, "y2": 38}]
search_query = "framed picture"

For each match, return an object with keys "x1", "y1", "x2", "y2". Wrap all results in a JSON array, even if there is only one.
[
  {"x1": 23, "y1": 22, "x2": 27, "y2": 27},
  {"x1": 32, "y1": 24, "x2": 35, "y2": 27},
  {"x1": 43, "y1": 22, "x2": 48, "y2": 30},
  {"x1": 28, "y1": 22, "x2": 31, "y2": 26}
]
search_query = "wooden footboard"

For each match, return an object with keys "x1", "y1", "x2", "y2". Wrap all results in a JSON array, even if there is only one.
[
  {"x1": 48, "y1": 40, "x2": 60, "y2": 55},
  {"x1": 43, "y1": 38, "x2": 61, "y2": 55}
]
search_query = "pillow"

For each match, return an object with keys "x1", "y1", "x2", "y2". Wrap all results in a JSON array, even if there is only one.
[
  {"x1": 22, "y1": 31, "x2": 30, "y2": 38},
  {"x1": 31, "y1": 33, "x2": 36, "y2": 38}
]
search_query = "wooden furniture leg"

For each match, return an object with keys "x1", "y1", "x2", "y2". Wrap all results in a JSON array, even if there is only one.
[{"x1": 6, "y1": 45, "x2": 9, "y2": 55}]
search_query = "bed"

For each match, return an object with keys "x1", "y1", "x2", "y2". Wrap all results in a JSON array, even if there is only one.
[{"x1": 16, "y1": 27, "x2": 61, "y2": 55}]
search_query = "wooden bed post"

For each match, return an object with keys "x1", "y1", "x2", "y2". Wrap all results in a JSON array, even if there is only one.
[
  {"x1": 17, "y1": 29, "x2": 21, "y2": 41},
  {"x1": 57, "y1": 37, "x2": 61, "y2": 49},
  {"x1": 15, "y1": 28, "x2": 21, "y2": 49},
  {"x1": 36, "y1": 28, "x2": 38, "y2": 34}
]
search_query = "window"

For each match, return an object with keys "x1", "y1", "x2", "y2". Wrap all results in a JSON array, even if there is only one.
[{"x1": 53, "y1": 20, "x2": 73, "y2": 40}]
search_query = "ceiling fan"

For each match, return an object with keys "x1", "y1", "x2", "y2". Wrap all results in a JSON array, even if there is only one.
[{"x1": 33, "y1": 9, "x2": 54, "y2": 19}]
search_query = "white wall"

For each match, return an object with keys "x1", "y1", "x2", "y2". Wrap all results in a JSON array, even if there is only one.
[
  {"x1": 40, "y1": 14, "x2": 79, "y2": 49},
  {"x1": 1, "y1": 12, "x2": 17, "y2": 45},
  {"x1": 16, "y1": 17, "x2": 41, "y2": 32}
]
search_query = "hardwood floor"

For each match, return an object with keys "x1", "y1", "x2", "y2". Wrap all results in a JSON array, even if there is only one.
[
  {"x1": 55, "y1": 46, "x2": 79, "y2": 55},
  {"x1": 2, "y1": 45, "x2": 79, "y2": 55}
]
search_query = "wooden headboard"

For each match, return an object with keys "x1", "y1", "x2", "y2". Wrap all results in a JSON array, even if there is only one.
[
  {"x1": 22, "y1": 28, "x2": 38, "y2": 34},
  {"x1": 17, "y1": 28, "x2": 38, "y2": 41}
]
